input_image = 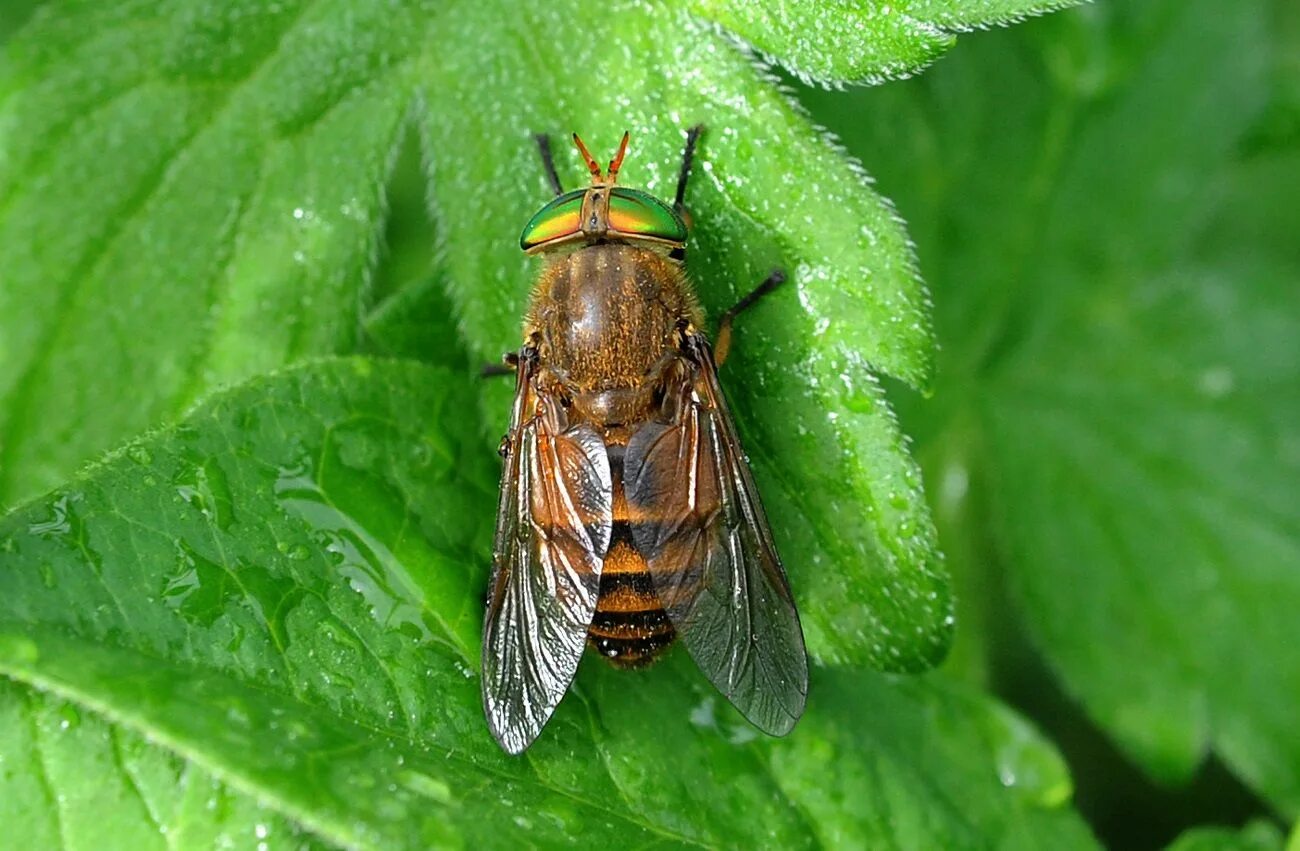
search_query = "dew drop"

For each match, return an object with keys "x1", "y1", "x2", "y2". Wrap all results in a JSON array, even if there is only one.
[{"x1": 58, "y1": 703, "x2": 81, "y2": 731}]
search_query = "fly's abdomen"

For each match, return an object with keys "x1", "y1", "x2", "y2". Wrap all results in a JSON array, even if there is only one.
[
  {"x1": 588, "y1": 521, "x2": 676, "y2": 668},
  {"x1": 589, "y1": 440, "x2": 676, "y2": 667}
]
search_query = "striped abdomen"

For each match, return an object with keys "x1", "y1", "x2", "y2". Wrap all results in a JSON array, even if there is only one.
[{"x1": 587, "y1": 444, "x2": 676, "y2": 667}]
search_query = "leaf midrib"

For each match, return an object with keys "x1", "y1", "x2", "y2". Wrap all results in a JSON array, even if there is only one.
[{"x1": 2, "y1": 633, "x2": 713, "y2": 850}]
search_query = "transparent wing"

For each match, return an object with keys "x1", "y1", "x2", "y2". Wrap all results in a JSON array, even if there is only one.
[
  {"x1": 482, "y1": 356, "x2": 612, "y2": 754},
  {"x1": 623, "y1": 336, "x2": 807, "y2": 735}
]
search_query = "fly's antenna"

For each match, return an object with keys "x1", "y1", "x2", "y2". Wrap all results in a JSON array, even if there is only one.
[
  {"x1": 607, "y1": 131, "x2": 630, "y2": 184},
  {"x1": 571, "y1": 132, "x2": 630, "y2": 185},
  {"x1": 572, "y1": 133, "x2": 603, "y2": 181}
]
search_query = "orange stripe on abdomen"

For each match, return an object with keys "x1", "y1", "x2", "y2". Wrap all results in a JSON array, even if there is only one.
[{"x1": 588, "y1": 520, "x2": 676, "y2": 668}]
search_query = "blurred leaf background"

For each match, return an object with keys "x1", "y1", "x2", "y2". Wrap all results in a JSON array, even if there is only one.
[{"x1": 1, "y1": 0, "x2": 1297, "y2": 849}]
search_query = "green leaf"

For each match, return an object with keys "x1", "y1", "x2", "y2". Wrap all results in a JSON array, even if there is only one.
[
  {"x1": 0, "y1": 0, "x2": 1111, "y2": 844},
  {"x1": 0, "y1": 0, "x2": 962, "y2": 671},
  {"x1": 0, "y1": 359, "x2": 1097, "y2": 849},
  {"x1": 804, "y1": 0, "x2": 1300, "y2": 815},
  {"x1": 677, "y1": 0, "x2": 1085, "y2": 85},
  {"x1": 679, "y1": 0, "x2": 955, "y2": 84},
  {"x1": 1165, "y1": 821, "x2": 1286, "y2": 851},
  {"x1": 0, "y1": 682, "x2": 318, "y2": 850},
  {"x1": 987, "y1": 262, "x2": 1300, "y2": 801},
  {"x1": 0, "y1": 1, "x2": 40, "y2": 44},
  {"x1": 0, "y1": 0, "x2": 414, "y2": 505},
  {"x1": 899, "y1": 0, "x2": 1085, "y2": 30}
]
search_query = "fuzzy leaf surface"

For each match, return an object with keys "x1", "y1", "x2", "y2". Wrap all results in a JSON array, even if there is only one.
[{"x1": 0, "y1": 360, "x2": 1096, "y2": 850}]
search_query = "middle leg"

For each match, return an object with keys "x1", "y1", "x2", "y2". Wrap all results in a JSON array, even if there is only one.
[{"x1": 714, "y1": 268, "x2": 787, "y2": 367}]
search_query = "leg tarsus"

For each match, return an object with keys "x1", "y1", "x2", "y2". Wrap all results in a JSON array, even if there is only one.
[
  {"x1": 715, "y1": 268, "x2": 786, "y2": 367},
  {"x1": 480, "y1": 351, "x2": 520, "y2": 379},
  {"x1": 534, "y1": 134, "x2": 564, "y2": 196},
  {"x1": 673, "y1": 124, "x2": 703, "y2": 215}
]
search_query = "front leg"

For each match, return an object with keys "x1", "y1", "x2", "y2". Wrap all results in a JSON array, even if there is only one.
[
  {"x1": 533, "y1": 134, "x2": 565, "y2": 196},
  {"x1": 673, "y1": 124, "x2": 703, "y2": 215},
  {"x1": 480, "y1": 350, "x2": 520, "y2": 379}
]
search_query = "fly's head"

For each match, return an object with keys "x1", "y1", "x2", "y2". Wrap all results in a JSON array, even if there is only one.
[{"x1": 520, "y1": 132, "x2": 688, "y2": 255}]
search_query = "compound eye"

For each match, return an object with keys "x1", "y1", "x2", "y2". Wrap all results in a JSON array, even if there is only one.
[
  {"x1": 608, "y1": 188, "x2": 687, "y2": 246},
  {"x1": 520, "y1": 189, "x2": 585, "y2": 251}
]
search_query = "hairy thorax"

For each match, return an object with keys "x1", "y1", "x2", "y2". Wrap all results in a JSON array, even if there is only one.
[{"x1": 525, "y1": 244, "x2": 701, "y2": 428}]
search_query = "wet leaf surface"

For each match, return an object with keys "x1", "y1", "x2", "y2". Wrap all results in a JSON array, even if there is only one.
[{"x1": 0, "y1": 360, "x2": 1096, "y2": 849}]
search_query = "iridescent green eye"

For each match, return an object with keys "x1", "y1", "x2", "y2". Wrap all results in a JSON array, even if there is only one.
[
  {"x1": 520, "y1": 190, "x2": 585, "y2": 251},
  {"x1": 608, "y1": 188, "x2": 687, "y2": 245}
]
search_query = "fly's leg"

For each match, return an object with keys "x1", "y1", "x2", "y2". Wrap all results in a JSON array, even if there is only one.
[
  {"x1": 491, "y1": 347, "x2": 536, "y2": 458},
  {"x1": 534, "y1": 134, "x2": 564, "y2": 196},
  {"x1": 714, "y1": 269, "x2": 787, "y2": 367},
  {"x1": 669, "y1": 125, "x2": 703, "y2": 262},
  {"x1": 481, "y1": 350, "x2": 520, "y2": 379},
  {"x1": 673, "y1": 124, "x2": 703, "y2": 215}
]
